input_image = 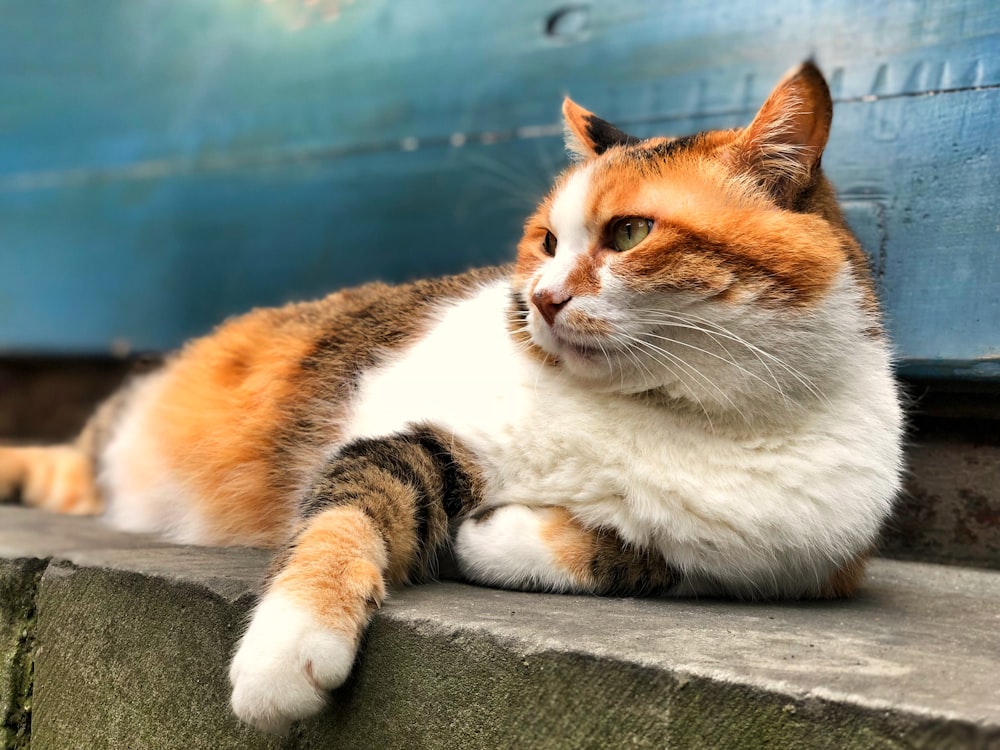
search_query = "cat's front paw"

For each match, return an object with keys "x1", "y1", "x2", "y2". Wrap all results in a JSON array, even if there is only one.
[{"x1": 229, "y1": 592, "x2": 356, "y2": 734}]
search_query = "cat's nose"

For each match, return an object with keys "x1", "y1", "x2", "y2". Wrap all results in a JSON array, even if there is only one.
[{"x1": 531, "y1": 288, "x2": 571, "y2": 326}]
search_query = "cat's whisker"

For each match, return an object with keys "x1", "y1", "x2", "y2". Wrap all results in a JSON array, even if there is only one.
[
  {"x1": 655, "y1": 310, "x2": 824, "y2": 399},
  {"x1": 639, "y1": 330, "x2": 788, "y2": 404},
  {"x1": 614, "y1": 334, "x2": 716, "y2": 429},
  {"x1": 531, "y1": 139, "x2": 565, "y2": 192},
  {"x1": 613, "y1": 333, "x2": 718, "y2": 430},
  {"x1": 461, "y1": 151, "x2": 554, "y2": 211},
  {"x1": 630, "y1": 317, "x2": 789, "y2": 407},
  {"x1": 628, "y1": 309, "x2": 826, "y2": 405},
  {"x1": 608, "y1": 331, "x2": 661, "y2": 397},
  {"x1": 592, "y1": 336, "x2": 622, "y2": 392},
  {"x1": 627, "y1": 313, "x2": 764, "y2": 378},
  {"x1": 623, "y1": 334, "x2": 753, "y2": 428}
]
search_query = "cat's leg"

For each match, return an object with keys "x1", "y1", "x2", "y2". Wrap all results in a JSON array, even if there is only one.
[
  {"x1": 455, "y1": 506, "x2": 872, "y2": 600},
  {"x1": 0, "y1": 380, "x2": 134, "y2": 515},
  {"x1": 229, "y1": 424, "x2": 483, "y2": 733},
  {"x1": 0, "y1": 445, "x2": 101, "y2": 514},
  {"x1": 454, "y1": 504, "x2": 676, "y2": 596},
  {"x1": 456, "y1": 506, "x2": 874, "y2": 601}
]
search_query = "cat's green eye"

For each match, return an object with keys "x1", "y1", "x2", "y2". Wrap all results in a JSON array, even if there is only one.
[
  {"x1": 611, "y1": 217, "x2": 653, "y2": 252},
  {"x1": 543, "y1": 230, "x2": 557, "y2": 257}
]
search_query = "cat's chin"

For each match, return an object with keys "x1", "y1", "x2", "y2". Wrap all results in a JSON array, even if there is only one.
[
  {"x1": 533, "y1": 327, "x2": 604, "y2": 366},
  {"x1": 535, "y1": 333, "x2": 650, "y2": 394},
  {"x1": 554, "y1": 337, "x2": 606, "y2": 362}
]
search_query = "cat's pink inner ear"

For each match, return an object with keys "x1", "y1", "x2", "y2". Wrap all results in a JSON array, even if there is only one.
[{"x1": 730, "y1": 61, "x2": 833, "y2": 201}]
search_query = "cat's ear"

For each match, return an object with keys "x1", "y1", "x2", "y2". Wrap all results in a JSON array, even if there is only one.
[
  {"x1": 562, "y1": 98, "x2": 641, "y2": 162},
  {"x1": 728, "y1": 61, "x2": 833, "y2": 206}
]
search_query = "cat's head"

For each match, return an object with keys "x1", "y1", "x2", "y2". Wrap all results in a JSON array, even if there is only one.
[{"x1": 511, "y1": 62, "x2": 882, "y2": 418}]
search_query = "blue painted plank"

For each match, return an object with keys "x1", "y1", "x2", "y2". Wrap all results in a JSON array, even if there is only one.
[
  {"x1": 828, "y1": 91, "x2": 1000, "y2": 373},
  {"x1": 0, "y1": 139, "x2": 559, "y2": 351},
  {"x1": 0, "y1": 0, "x2": 998, "y2": 380},
  {"x1": 2, "y1": 87, "x2": 996, "y2": 374},
  {"x1": 2, "y1": 0, "x2": 997, "y2": 178}
]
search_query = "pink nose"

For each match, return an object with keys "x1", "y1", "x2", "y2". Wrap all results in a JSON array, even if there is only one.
[{"x1": 532, "y1": 288, "x2": 571, "y2": 326}]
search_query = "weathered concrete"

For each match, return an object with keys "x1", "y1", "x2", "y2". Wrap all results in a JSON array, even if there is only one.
[
  {"x1": 33, "y1": 562, "x2": 284, "y2": 750},
  {"x1": 1, "y1": 506, "x2": 999, "y2": 749},
  {"x1": 882, "y1": 424, "x2": 1000, "y2": 570},
  {"x1": 0, "y1": 507, "x2": 275, "y2": 750},
  {"x1": 0, "y1": 558, "x2": 43, "y2": 750}
]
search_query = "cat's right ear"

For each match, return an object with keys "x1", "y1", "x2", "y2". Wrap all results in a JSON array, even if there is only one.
[
  {"x1": 727, "y1": 61, "x2": 833, "y2": 206},
  {"x1": 563, "y1": 98, "x2": 641, "y2": 162}
]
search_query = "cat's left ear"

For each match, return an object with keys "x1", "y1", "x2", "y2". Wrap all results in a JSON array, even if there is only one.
[
  {"x1": 728, "y1": 61, "x2": 833, "y2": 206},
  {"x1": 563, "y1": 98, "x2": 641, "y2": 162}
]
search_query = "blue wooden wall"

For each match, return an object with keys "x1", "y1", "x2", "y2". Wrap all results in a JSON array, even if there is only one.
[{"x1": 1, "y1": 0, "x2": 998, "y2": 379}]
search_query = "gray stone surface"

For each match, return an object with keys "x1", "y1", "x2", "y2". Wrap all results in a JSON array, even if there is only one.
[
  {"x1": 33, "y1": 561, "x2": 286, "y2": 750},
  {"x1": 0, "y1": 505, "x2": 166, "y2": 559},
  {"x1": 0, "y1": 557, "x2": 43, "y2": 750},
  {"x1": 882, "y1": 427, "x2": 1000, "y2": 570},
  {"x1": 1, "y1": 506, "x2": 999, "y2": 748}
]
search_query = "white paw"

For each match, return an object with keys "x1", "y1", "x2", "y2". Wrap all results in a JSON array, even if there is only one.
[
  {"x1": 229, "y1": 592, "x2": 356, "y2": 734},
  {"x1": 455, "y1": 505, "x2": 578, "y2": 592}
]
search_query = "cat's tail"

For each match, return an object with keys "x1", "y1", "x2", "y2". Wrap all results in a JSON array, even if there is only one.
[{"x1": 0, "y1": 443, "x2": 102, "y2": 515}]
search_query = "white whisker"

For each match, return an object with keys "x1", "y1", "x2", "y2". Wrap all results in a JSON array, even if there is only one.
[
  {"x1": 609, "y1": 331, "x2": 715, "y2": 429},
  {"x1": 628, "y1": 308, "x2": 827, "y2": 405},
  {"x1": 640, "y1": 330, "x2": 787, "y2": 402},
  {"x1": 624, "y1": 332, "x2": 750, "y2": 427}
]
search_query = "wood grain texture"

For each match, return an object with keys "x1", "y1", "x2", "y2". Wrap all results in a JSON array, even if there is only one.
[{"x1": 0, "y1": 0, "x2": 997, "y2": 377}]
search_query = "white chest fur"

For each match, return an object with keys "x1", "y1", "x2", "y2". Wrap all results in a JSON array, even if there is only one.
[{"x1": 345, "y1": 282, "x2": 903, "y2": 596}]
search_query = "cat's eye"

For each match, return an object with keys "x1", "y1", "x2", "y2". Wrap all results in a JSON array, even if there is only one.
[
  {"x1": 611, "y1": 217, "x2": 653, "y2": 252},
  {"x1": 543, "y1": 230, "x2": 557, "y2": 257}
]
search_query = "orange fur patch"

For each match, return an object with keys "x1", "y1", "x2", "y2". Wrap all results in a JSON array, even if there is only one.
[
  {"x1": 818, "y1": 553, "x2": 869, "y2": 599},
  {"x1": 562, "y1": 308, "x2": 612, "y2": 336},
  {"x1": 538, "y1": 506, "x2": 676, "y2": 595},
  {"x1": 584, "y1": 154, "x2": 846, "y2": 306},
  {"x1": 564, "y1": 253, "x2": 603, "y2": 297},
  {"x1": 148, "y1": 310, "x2": 316, "y2": 545},
  {"x1": 539, "y1": 506, "x2": 597, "y2": 586},
  {"x1": 134, "y1": 268, "x2": 507, "y2": 549},
  {"x1": 273, "y1": 506, "x2": 388, "y2": 636}
]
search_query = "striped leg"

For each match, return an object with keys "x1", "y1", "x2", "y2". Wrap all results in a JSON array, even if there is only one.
[
  {"x1": 455, "y1": 505, "x2": 676, "y2": 596},
  {"x1": 229, "y1": 425, "x2": 482, "y2": 733}
]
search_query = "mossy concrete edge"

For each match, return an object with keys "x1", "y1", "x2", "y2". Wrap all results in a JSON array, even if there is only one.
[
  {"x1": 0, "y1": 557, "x2": 46, "y2": 750},
  {"x1": 21, "y1": 558, "x2": 1000, "y2": 750},
  {"x1": 2, "y1": 507, "x2": 998, "y2": 748}
]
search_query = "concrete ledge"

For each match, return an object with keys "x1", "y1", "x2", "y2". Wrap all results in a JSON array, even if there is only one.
[
  {"x1": 1, "y1": 505, "x2": 999, "y2": 749},
  {"x1": 1, "y1": 557, "x2": 43, "y2": 750}
]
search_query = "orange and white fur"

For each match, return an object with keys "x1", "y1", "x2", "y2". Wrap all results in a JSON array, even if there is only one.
[{"x1": 0, "y1": 63, "x2": 903, "y2": 732}]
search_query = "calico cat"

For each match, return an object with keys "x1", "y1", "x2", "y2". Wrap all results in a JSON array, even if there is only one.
[{"x1": 0, "y1": 62, "x2": 903, "y2": 733}]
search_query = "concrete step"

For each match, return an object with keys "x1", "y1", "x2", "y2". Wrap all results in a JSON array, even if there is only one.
[{"x1": 2, "y1": 506, "x2": 998, "y2": 750}]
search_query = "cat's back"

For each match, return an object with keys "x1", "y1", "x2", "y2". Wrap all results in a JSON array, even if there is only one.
[{"x1": 98, "y1": 266, "x2": 509, "y2": 546}]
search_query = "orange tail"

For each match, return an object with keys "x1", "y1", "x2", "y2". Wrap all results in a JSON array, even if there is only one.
[{"x1": 0, "y1": 444, "x2": 103, "y2": 515}]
